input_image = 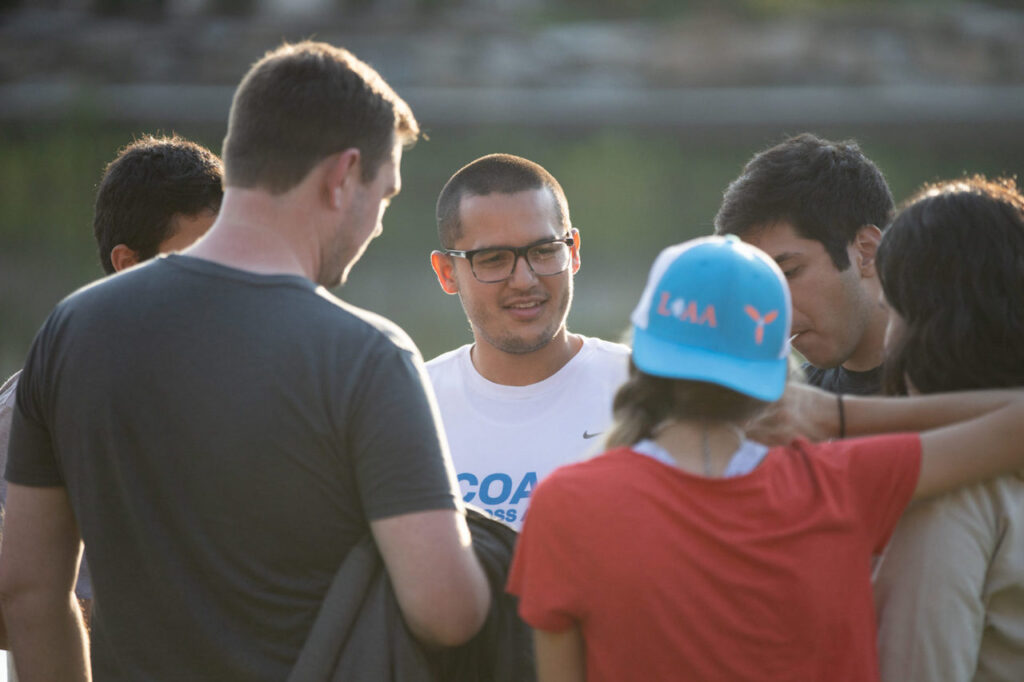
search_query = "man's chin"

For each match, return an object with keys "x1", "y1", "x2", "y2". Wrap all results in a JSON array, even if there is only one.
[
  {"x1": 491, "y1": 328, "x2": 562, "y2": 355},
  {"x1": 799, "y1": 351, "x2": 844, "y2": 370},
  {"x1": 793, "y1": 342, "x2": 838, "y2": 370}
]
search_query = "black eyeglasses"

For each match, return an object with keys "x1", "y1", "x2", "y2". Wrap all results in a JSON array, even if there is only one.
[{"x1": 441, "y1": 236, "x2": 575, "y2": 283}]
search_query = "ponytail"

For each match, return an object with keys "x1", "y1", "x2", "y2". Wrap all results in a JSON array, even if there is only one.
[
  {"x1": 604, "y1": 360, "x2": 770, "y2": 450},
  {"x1": 604, "y1": 365, "x2": 675, "y2": 449}
]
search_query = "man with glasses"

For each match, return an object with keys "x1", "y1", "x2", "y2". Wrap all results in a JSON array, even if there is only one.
[{"x1": 428, "y1": 154, "x2": 629, "y2": 529}]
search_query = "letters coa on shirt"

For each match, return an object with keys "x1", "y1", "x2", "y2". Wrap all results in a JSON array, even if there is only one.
[{"x1": 458, "y1": 471, "x2": 537, "y2": 525}]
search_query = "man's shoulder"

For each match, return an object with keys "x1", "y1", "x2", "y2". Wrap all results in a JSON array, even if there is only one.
[
  {"x1": 425, "y1": 344, "x2": 471, "y2": 372},
  {"x1": 575, "y1": 336, "x2": 631, "y2": 377},
  {"x1": 317, "y1": 291, "x2": 422, "y2": 358},
  {"x1": 580, "y1": 335, "x2": 631, "y2": 360}
]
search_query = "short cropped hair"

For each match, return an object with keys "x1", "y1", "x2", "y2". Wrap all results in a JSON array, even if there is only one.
[
  {"x1": 435, "y1": 153, "x2": 570, "y2": 248},
  {"x1": 877, "y1": 175, "x2": 1024, "y2": 395},
  {"x1": 93, "y1": 135, "x2": 223, "y2": 275},
  {"x1": 222, "y1": 41, "x2": 418, "y2": 193},
  {"x1": 714, "y1": 133, "x2": 894, "y2": 271}
]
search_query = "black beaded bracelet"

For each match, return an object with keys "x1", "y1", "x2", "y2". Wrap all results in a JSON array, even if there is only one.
[{"x1": 837, "y1": 393, "x2": 846, "y2": 439}]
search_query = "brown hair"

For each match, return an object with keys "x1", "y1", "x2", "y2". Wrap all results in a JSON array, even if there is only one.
[
  {"x1": 435, "y1": 153, "x2": 570, "y2": 248},
  {"x1": 222, "y1": 41, "x2": 419, "y2": 193},
  {"x1": 605, "y1": 361, "x2": 767, "y2": 449}
]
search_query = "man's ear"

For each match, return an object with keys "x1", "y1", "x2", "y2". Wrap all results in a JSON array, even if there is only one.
[
  {"x1": 323, "y1": 149, "x2": 362, "y2": 209},
  {"x1": 430, "y1": 251, "x2": 459, "y2": 295},
  {"x1": 109, "y1": 244, "x2": 141, "y2": 273},
  {"x1": 853, "y1": 224, "x2": 882, "y2": 277},
  {"x1": 569, "y1": 227, "x2": 581, "y2": 274}
]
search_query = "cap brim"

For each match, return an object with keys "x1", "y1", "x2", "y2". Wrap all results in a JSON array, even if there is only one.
[{"x1": 632, "y1": 329, "x2": 788, "y2": 403}]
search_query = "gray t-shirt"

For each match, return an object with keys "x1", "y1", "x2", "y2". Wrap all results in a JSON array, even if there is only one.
[
  {"x1": 803, "y1": 362, "x2": 883, "y2": 396},
  {"x1": 0, "y1": 370, "x2": 92, "y2": 600},
  {"x1": 7, "y1": 255, "x2": 458, "y2": 681}
]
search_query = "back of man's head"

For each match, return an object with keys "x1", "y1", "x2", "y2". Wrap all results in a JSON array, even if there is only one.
[
  {"x1": 222, "y1": 41, "x2": 419, "y2": 194},
  {"x1": 435, "y1": 153, "x2": 570, "y2": 248},
  {"x1": 94, "y1": 135, "x2": 224, "y2": 275},
  {"x1": 714, "y1": 133, "x2": 894, "y2": 270}
]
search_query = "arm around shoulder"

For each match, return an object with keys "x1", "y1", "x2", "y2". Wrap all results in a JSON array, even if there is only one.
[
  {"x1": 767, "y1": 385, "x2": 1024, "y2": 499},
  {"x1": 371, "y1": 508, "x2": 490, "y2": 648},
  {"x1": 914, "y1": 390, "x2": 1024, "y2": 500},
  {"x1": 834, "y1": 388, "x2": 1024, "y2": 500}
]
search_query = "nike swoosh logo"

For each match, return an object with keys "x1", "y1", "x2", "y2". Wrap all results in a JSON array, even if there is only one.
[{"x1": 582, "y1": 431, "x2": 603, "y2": 439}]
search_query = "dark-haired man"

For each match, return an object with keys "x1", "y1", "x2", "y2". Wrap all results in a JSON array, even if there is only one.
[
  {"x1": 0, "y1": 134, "x2": 222, "y2": 655},
  {"x1": 714, "y1": 133, "x2": 893, "y2": 395},
  {"x1": 0, "y1": 42, "x2": 488, "y2": 681},
  {"x1": 93, "y1": 134, "x2": 223, "y2": 273},
  {"x1": 428, "y1": 154, "x2": 629, "y2": 529}
]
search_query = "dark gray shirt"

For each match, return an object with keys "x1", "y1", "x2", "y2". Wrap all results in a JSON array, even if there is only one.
[
  {"x1": 8, "y1": 255, "x2": 458, "y2": 681},
  {"x1": 803, "y1": 362, "x2": 883, "y2": 396}
]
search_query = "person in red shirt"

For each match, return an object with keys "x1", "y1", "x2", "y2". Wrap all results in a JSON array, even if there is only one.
[{"x1": 507, "y1": 235, "x2": 1024, "y2": 682}]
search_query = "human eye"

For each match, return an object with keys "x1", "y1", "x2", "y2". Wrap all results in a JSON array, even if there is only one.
[
  {"x1": 474, "y1": 249, "x2": 513, "y2": 269},
  {"x1": 530, "y1": 243, "x2": 561, "y2": 260},
  {"x1": 782, "y1": 265, "x2": 802, "y2": 280}
]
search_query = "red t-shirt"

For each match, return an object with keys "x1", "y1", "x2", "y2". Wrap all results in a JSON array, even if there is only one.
[{"x1": 507, "y1": 434, "x2": 921, "y2": 682}]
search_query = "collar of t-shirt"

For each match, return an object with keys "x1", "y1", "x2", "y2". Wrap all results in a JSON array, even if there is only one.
[
  {"x1": 460, "y1": 339, "x2": 595, "y2": 402},
  {"x1": 632, "y1": 438, "x2": 770, "y2": 477}
]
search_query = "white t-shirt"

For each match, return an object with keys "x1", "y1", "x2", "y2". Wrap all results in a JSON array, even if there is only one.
[{"x1": 426, "y1": 336, "x2": 630, "y2": 529}]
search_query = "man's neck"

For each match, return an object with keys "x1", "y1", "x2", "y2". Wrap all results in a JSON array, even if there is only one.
[
  {"x1": 470, "y1": 331, "x2": 583, "y2": 387},
  {"x1": 842, "y1": 298, "x2": 889, "y2": 373},
  {"x1": 184, "y1": 187, "x2": 321, "y2": 282}
]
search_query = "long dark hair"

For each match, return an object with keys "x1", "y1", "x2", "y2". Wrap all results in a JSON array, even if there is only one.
[{"x1": 876, "y1": 176, "x2": 1024, "y2": 395}]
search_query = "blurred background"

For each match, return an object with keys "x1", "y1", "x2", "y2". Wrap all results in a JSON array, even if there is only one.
[{"x1": 1, "y1": 0, "x2": 1022, "y2": 381}]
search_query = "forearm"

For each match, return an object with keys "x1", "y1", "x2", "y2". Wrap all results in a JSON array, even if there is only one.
[
  {"x1": 373, "y1": 509, "x2": 491, "y2": 648},
  {"x1": 535, "y1": 626, "x2": 586, "y2": 682},
  {"x1": 824, "y1": 389, "x2": 1024, "y2": 438},
  {"x1": 403, "y1": 551, "x2": 490, "y2": 648},
  {"x1": 3, "y1": 590, "x2": 89, "y2": 681}
]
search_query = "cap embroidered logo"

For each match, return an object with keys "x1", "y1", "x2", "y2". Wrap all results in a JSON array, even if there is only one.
[
  {"x1": 744, "y1": 305, "x2": 779, "y2": 345},
  {"x1": 629, "y1": 235, "x2": 792, "y2": 402}
]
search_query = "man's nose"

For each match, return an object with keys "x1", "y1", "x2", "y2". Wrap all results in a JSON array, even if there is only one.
[{"x1": 507, "y1": 252, "x2": 539, "y2": 287}]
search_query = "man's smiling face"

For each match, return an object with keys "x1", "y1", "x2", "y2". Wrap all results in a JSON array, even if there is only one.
[{"x1": 447, "y1": 188, "x2": 579, "y2": 356}]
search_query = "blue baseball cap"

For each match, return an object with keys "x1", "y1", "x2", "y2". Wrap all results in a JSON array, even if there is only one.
[{"x1": 630, "y1": 235, "x2": 792, "y2": 402}]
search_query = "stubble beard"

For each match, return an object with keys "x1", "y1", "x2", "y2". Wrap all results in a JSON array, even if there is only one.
[{"x1": 469, "y1": 281, "x2": 574, "y2": 355}]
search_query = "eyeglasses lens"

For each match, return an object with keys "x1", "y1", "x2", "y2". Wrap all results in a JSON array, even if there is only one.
[{"x1": 471, "y1": 241, "x2": 571, "y2": 282}]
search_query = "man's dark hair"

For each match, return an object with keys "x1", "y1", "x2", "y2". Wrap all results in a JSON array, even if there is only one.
[
  {"x1": 714, "y1": 133, "x2": 894, "y2": 270},
  {"x1": 93, "y1": 135, "x2": 224, "y2": 275},
  {"x1": 222, "y1": 41, "x2": 419, "y2": 193},
  {"x1": 436, "y1": 153, "x2": 570, "y2": 248},
  {"x1": 877, "y1": 175, "x2": 1024, "y2": 396}
]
